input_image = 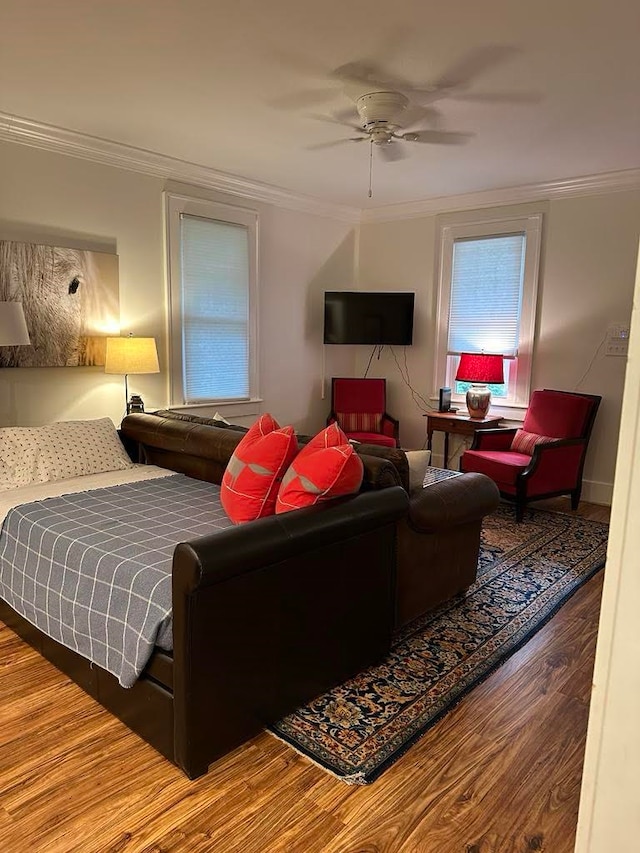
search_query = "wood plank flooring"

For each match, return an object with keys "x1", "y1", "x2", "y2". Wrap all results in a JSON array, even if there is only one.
[{"x1": 0, "y1": 500, "x2": 609, "y2": 853}]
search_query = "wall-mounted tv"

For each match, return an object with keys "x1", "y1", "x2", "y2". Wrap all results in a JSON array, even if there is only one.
[{"x1": 324, "y1": 291, "x2": 415, "y2": 345}]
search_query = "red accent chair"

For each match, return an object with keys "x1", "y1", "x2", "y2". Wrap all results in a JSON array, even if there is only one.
[
  {"x1": 460, "y1": 389, "x2": 601, "y2": 521},
  {"x1": 327, "y1": 377, "x2": 399, "y2": 448}
]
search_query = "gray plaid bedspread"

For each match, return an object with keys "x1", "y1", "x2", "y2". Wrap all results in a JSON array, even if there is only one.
[{"x1": 0, "y1": 475, "x2": 234, "y2": 688}]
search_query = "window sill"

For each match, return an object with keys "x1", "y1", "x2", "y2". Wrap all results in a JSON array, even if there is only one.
[{"x1": 169, "y1": 398, "x2": 263, "y2": 419}]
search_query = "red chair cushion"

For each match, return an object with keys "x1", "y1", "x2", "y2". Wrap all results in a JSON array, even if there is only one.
[
  {"x1": 510, "y1": 429, "x2": 557, "y2": 455},
  {"x1": 346, "y1": 431, "x2": 397, "y2": 447},
  {"x1": 276, "y1": 427, "x2": 363, "y2": 514},
  {"x1": 461, "y1": 449, "x2": 531, "y2": 488},
  {"x1": 523, "y1": 390, "x2": 594, "y2": 438},
  {"x1": 221, "y1": 413, "x2": 298, "y2": 523}
]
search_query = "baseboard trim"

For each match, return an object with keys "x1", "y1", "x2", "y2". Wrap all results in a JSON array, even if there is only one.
[{"x1": 581, "y1": 479, "x2": 613, "y2": 507}]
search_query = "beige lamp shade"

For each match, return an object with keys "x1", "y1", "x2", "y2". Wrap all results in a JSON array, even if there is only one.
[
  {"x1": 0, "y1": 302, "x2": 31, "y2": 346},
  {"x1": 104, "y1": 336, "x2": 160, "y2": 375}
]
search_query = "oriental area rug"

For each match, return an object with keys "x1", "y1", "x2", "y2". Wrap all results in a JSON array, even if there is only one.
[{"x1": 267, "y1": 504, "x2": 608, "y2": 784}]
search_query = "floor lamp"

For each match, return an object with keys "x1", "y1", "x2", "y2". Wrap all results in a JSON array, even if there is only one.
[{"x1": 104, "y1": 335, "x2": 160, "y2": 416}]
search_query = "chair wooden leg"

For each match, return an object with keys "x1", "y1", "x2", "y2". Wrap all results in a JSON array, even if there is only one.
[
  {"x1": 515, "y1": 500, "x2": 525, "y2": 523},
  {"x1": 571, "y1": 488, "x2": 581, "y2": 511}
]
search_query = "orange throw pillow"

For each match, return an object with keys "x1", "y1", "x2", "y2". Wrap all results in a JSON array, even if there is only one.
[
  {"x1": 276, "y1": 425, "x2": 363, "y2": 514},
  {"x1": 220, "y1": 413, "x2": 298, "y2": 523}
]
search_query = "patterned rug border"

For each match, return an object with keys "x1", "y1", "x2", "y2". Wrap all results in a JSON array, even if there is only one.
[{"x1": 267, "y1": 506, "x2": 608, "y2": 784}]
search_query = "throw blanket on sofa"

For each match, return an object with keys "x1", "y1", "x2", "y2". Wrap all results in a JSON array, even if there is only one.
[{"x1": 0, "y1": 475, "x2": 233, "y2": 687}]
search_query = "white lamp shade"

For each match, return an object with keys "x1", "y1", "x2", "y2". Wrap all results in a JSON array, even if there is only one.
[
  {"x1": 0, "y1": 302, "x2": 31, "y2": 346},
  {"x1": 104, "y1": 337, "x2": 160, "y2": 375}
]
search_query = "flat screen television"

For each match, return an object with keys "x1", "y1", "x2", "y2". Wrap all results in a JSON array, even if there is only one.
[{"x1": 324, "y1": 291, "x2": 415, "y2": 345}]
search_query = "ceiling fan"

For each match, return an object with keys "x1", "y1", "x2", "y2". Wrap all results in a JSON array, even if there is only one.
[{"x1": 308, "y1": 90, "x2": 472, "y2": 163}]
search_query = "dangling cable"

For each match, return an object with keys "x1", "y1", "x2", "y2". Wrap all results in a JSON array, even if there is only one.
[
  {"x1": 368, "y1": 139, "x2": 373, "y2": 198},
  {"x1": 363, "y1": 344, "x2": 377, "y2": 378}
]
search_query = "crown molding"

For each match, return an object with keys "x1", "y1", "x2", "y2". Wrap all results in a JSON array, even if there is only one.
[
  {"x1": 2, "y1": 112, "x2": 639, "y2": 227},
  {"x1": 362, "y1": 168, "x2": 640, "y2": 223},
  {"x1": 0, "y1": 112, "x2": 361, "y2": 224}
]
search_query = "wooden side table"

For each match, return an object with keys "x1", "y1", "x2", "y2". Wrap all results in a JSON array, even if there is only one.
[{"x1": 424, "y1": 411, "x2": 503, "y2": 469}]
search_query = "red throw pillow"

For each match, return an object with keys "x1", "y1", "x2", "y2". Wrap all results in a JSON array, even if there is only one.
[
  {"x1": 510, "y1": 428, "x2": 557, "y2": 455},
  {"x1": 306, "y1": 422, "x2": 349, "y2": 449},
  {"x1": 220, "y1": 413, "x2": 298, "y2": 523},
  {"x1": 275, "y1": 429, "x2": 364, "y2": 514}
]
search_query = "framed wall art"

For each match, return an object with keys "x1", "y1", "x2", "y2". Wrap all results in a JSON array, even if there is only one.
[{"x1": 0, "y1": 240, "x2": 120, "y2": 368}]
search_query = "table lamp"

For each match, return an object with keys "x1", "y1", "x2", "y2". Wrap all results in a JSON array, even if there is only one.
[
  {"x1": 105, "y1": 335, "x2": 160, "y2": 414},
  {"x1": 455, "y1": 352, "x2": 504, "y2": 419},
  {"x1": 0, "y1": 302, "x2": 31, "y2": 346}
]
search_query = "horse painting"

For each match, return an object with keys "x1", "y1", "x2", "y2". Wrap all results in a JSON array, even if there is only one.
[{"x1": 0, "y1": 241, "x2": 119, "y2": 368}]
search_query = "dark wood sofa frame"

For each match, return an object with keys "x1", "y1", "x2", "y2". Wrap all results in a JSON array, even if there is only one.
[{"x1": 0, "y1": 414, "x2": 408, "y2": 779}]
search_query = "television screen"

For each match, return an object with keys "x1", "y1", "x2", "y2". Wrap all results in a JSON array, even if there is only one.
[{"x1": 324, "y1": 291, "x2": 415, "y2": 345}]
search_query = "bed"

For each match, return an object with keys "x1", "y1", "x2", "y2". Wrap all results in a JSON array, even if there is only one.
[{"x1": 0, "y1": 415, "x2": 407, "y2": 778}]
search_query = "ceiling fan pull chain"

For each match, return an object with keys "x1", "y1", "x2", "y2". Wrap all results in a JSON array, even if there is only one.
[{"x1": 368, "y1": 138, "x2": 373, "y2": 198}]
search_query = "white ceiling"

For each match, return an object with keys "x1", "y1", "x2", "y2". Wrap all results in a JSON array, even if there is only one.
[{"x1": 1, "y1": 0, "x2": 639, "y2": 210}]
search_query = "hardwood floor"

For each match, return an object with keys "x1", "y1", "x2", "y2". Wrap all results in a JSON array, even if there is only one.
[{"x1": 0, "y1": 501, "x2": 609, "y2": 853}]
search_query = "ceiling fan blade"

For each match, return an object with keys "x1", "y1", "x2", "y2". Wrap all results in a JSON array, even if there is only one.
[
  {"x1": 451, "y1": 91, "x2": 541, "y2": 104},
  {"x1": 268, "y1": 48, "x2": 331, "y2": 79},
  {"x1": 306, "y1": 113, "x2": 363, "y2": 133},
  {"x1": 330, "y1": 60, "x2": 391, "y2": 89},
  {"x1": 269, "y1": 87, "x2": 340, "y2": 110},
  {"x1": 331, "y1": 105, "x2": 362, "y2": 124},
  {"x1": 305, "y1": 138, "x2": 361, "y2": 151},
  {"x1": 431, "y1": 45, "x2": 519, "y2": 90},
  {"x1": 400, "y1": 104, "x2": 442, "y2": 131},
  {"x1": 378, "y1": 142, "x2": 407, "y2": 162},
  {"x1": 404, "y1": 129, "x2": 473, "y2": 145}
]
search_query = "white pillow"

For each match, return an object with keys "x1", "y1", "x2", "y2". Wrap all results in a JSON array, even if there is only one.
[
  {"x1": 0, "y1": 418, "x2": 134, "y2": 491},
  {"x1": 405, "y1": 449, "x2": 432, "y2": 493}
]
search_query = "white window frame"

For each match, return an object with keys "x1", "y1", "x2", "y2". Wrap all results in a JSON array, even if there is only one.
[
  {"x1": 433, "y1": 213, "x2": 543, "y2": 416},
  {"x1": 164, "y1": 192, "x2": 259, "y2": 410}
]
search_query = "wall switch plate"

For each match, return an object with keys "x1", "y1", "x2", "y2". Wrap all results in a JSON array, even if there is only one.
[{"x1": 605, "y1": 323, "x2": 630, "y2": 357}]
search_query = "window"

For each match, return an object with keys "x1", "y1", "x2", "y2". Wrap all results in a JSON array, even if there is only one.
[
  {"x1": 165, "y1": 193, "x2": 258, "y2": 406},
  {"x1": 434, "y1": 214, "x2": 542, "y2": 411}
]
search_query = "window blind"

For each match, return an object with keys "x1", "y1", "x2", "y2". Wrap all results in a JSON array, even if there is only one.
[
  {"x1": 448, "y1": 234, "x2": 526, "y2": 357},
  {"x1": 181, "y1": 214, "x2": 250, "y2": 402}
]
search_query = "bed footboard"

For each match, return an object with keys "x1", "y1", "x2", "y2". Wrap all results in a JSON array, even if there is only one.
[{"x1": 171, "y1": 486, "x2": 408, "y2": 779}]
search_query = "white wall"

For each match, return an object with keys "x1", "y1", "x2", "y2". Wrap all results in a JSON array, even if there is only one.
[
  {"x1": 0, "y1": 142, "x2": 357, "y2": 432},
  {"x1": 574, "y1": 240, "x2": 640, "y2": 852},
  {"x1": 357, "y1": 191, "x2": 640, "y2": 502}
]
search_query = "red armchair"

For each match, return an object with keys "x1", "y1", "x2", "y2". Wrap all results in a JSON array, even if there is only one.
[
  {"x1": 460, "y1": 389, "x2": 601, "y2": 521},
  {"x1": 328, "y1": 377, "x2": 399, "y2": 448}
]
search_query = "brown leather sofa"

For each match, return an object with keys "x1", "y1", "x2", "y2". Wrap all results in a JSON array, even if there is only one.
[
  {"x1": 4, "y1": 414, "x2": 408, "y2": 780},
  {"x1": 151, "y1": 410, "x2": 501, "y2": 628}
]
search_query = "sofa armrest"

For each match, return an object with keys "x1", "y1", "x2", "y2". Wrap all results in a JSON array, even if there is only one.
[
  {"x1": 519, "y1": 438, "x2": 587, "y2": 489},
  {"x1": 170, "y1": 486, "x2": 408, "y2": 777},
  {"x1": 407, "y1": 472, "x2": 500, "y2": 533},
  {"x1": 173, "y1": 487, "x2": 408, "y2": 591}
]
